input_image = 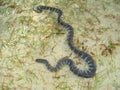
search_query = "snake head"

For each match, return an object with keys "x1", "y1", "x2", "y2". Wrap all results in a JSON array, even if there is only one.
[{"x1": 33, "y1": 6, "x2": 43, "y2": 13}]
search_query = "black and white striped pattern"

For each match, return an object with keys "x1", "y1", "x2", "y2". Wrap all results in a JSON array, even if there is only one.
[{"x1": 33, "y1": 6, "x2": 96, "y2": 78}]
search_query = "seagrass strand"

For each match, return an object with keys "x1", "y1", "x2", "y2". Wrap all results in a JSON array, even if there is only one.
[{"x1": 33, "y1": 5, "x2": 96, "y2": 78}]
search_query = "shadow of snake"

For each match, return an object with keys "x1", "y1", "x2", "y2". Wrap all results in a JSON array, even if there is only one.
[{"x1": 33, "y1": 6, "x2": 96, "y2": 78}]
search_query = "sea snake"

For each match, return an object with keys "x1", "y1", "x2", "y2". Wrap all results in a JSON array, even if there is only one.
[{"x1": 33, "y1": 6, "x2": 96, "y2": 78}]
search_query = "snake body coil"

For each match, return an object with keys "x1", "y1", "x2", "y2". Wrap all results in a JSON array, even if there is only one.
[{"x1": 33, "y1": 6, "x2": 96, "y2": 78}]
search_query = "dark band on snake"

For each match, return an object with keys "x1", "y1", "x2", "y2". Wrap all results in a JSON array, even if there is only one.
[{"x1": 33, "y1": 6, "x2": 96, "y2": 78}]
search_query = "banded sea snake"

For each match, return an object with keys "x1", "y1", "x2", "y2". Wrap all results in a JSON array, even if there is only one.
[{"x1": 33, "y1": 6, "x2": 96, "y2": 78}]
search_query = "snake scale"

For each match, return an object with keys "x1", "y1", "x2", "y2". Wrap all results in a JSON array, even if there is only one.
[{"x1": 33, "y1": 5, "x2": 96, "y2": 78}]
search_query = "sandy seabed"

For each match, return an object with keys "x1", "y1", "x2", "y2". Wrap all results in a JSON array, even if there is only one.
[{"x1": 0, "y1": 0, "x2": 120, "y2": 90}]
